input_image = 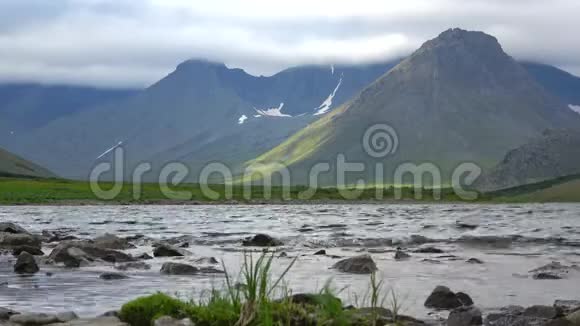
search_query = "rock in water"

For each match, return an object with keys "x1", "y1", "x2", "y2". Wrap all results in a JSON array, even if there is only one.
[
  {"x1": 93, "y1": 234, "x2": 135, "y2": 250},
  {"x1": 424, "y1": 286, "x2": 463, "y2": 310},
  {"x1": 242, "y1": 234, "x2": 283, "y2": 247},
  {"x1": 9, "y1": 313, "x2": 58, "y2": 325},
  {"x1": 0, "y1": 222, "x2": 29, "y2": 234},
  {"x1": 313, "y1": 249, "x2": 326, "y2": 255},
  {"x1": 456, "y1": 292, "x2": 474, "y2": 306},
  {"x1": 331, "y1": 255, "x2": 377, "y2": 274},
  {"x1": 14, "y1": 251, "x2": 39, "y2": 274},
  {"x1": 160, "y1": 262, "x2": 199, "y2": 275},
  {"x1": 48, "y1": 241, "x2": 134, "y2": 266},
  {"x1": 413, "y1": 247, "x2": 444, "y2": 254},
  {"x1": 466, "y1": 258, "x2": 484, "y2": 264},
  {"x1": 534, "y1": 272, "x2": 563, "y2": 280},
  {"x1": 529, "y1": 261, "x2": 575, "y2": 280},
  {"x1": 194, "y1": 257, "x2": 219, "y2": 265},
  {"x1": 154, "y1": 316, "x2": 194, "y2": 326},
  {"x1": 12, "y1": 245, "x2": 44, "y2": 256},
  {"x1": 99, "y1": 272, "x2": 129, "y2": 280},
  {"x1": 523, "y1": 305, "x2": 562, "y2": 319},
  {"x1": 554, "y1": 300, "x2": 580, "y2": 315},
  {"x1": 394, "y1": 249, "x2": 411, "y2": 260},
  {"x1": 0, "y1": 307, "x2": 19, "y2": 320},
  {"x1": 136, "y1": 253, "x2": 153, "y2": 260},
  {"x1": 56, "y1": 312, "x2": 79, "y2": 323},
  {"x1": 153, "y1": 244, "x2": 190, "y2": 257},
  {"x1": 0, "y1": 233, "x2": 41, "y2": 251},
  {"x1": 447, "y1": 306, "x2": 483, "y2": 326}
]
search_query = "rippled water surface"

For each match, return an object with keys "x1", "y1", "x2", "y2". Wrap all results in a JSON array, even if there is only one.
[{"x1": 1, "y1": 204, "x2": 579, "y2": 318}]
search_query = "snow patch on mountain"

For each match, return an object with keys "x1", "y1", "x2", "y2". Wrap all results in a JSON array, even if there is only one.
[
  {"x1": 569, "y1": 104, "x2": 580, "y2": 114},
  {"x1": 314, "y1": 77, "x2": 343, "y2": 116},
  {"x1": 255, "y1": 103, "x2": 291, "y2": 117},
  {"x1": 238, "y1": 115, "x2": 248, "y2": 124},
  {"x1": 331, "y1": 65, "x2": 335, "y2": 75},
  {"x1": 96, "y1": 141, "x2": 123, "y2": 160}
]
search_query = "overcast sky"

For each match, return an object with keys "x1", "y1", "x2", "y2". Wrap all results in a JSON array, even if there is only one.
[{"x1": 1, "y1": 0, "x2": 579, "y2": 88}]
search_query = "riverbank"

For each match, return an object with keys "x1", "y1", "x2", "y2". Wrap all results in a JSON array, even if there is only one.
[{"x1": 0, "y1": 177, "x2": 485, "y2": 205}]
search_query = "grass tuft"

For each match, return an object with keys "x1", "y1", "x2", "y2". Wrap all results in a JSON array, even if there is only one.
[{"x1": 120, "y1": 253, "x2": 409, "y2": 326}]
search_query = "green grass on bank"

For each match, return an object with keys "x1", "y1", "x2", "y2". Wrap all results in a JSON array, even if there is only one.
[
  {"x1": 0, "y1": 177, "x2": 481, "y2": 204},
  {"x1": 120, "y1": 252, "x2": 407, "y2": 326}
]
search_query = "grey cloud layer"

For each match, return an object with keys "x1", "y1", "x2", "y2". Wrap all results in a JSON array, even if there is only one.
[{"x1": 0, "y1": 0, "x2": 578, "y2": 88}]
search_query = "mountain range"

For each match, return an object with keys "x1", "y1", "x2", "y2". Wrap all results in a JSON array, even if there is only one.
[
  {"x1": 1, "y1": 28, "x2": 579, "y2": 191},
  {"x1": 2, "y1": 61, "x2": 396, "y2": 180}
]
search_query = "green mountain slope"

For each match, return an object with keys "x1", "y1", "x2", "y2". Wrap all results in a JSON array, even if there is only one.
[
  {"x1": 0, "y1": 147, "x2": 54, "y2": 178},
  {"x1": 246, "y1": 29, "x2": 580, "y2": 186}
]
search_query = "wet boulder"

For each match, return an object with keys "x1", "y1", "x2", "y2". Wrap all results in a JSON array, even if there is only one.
[
  {"x1": 455, "y1": 219, "x2": 479, "y2": 230},
  {"x1": 456, "y1": 292, "x2": 474, "y2": 306},
  {"x1": 424, "y1": 286, "x2": 463, "y2": 310},
  {"x1": 0, "y1": 232, "x2": 41, "y2": 250},
  {"x1": 160, "y1": 262, "x2": 198, "y2": 275},
  {"x1": 530, "y1": 262, "x2": 577, "y2": 280},
  {"x1": 9, "y1": 313, "x2": 59, "y2": 325},
  {"x1": 14, "y1": 251, "x2": 39, "y2": 274},
  {"x1": 42, "y1": 230, "x2": 77, "y2": 243},
  {"x1": 136, "y1": 253, "x2": 153, "y2": 260},
  {"x1": 554, "y1": 300, "x2": 580, "y2": 315},
  {"x1": 447, "y1": 306, "x2": 483, "y2": 326},
  {"x1": 414, "y1": 246, "x2": 445, "y2": 254},
  {"x1": 466, "y1": 258, "x2": 484, "y2": 264},
  {"x1": 0, "y1": 222, "x2": 29, "y2": 234},
  {"x1": 485, "y1": 305, "x2": 563, "y2": 326},
  {"x1": 0, "y1": 307, "x2": 19, "y2": 320},
  {"x1": 332, "y1": 255, "x2": 377, "y2": 274},
  {"x1": 56, "y1": 311, "x2": 79, "y2": 323},
  {"x1": 242, "y1": 234, "x2": 283, "y2": 247},
  {"x1": 534, "y1": 272, "x2": 563, "y2": 280},
  {"x1": 394, "y1": 249, "x2": 411, "y2": 260},
  {"x1": 153, "y1": 244, "x2": 190, "y2": 257},
  {"x1": 48, "y1": 241, "x2": 134, "y2": 267},
  {"x1": 12, "y1": 245, "x2": 44, "y2": 256},
  {"x1": 523, "y1": 305, "x2": 562, "y2": 320},
  {"x1": 93, "y1": 234, "x2": 136, "y2": 250},
  {"x1": 99, "y1": 272, "x2": 129, "y2": 280}
]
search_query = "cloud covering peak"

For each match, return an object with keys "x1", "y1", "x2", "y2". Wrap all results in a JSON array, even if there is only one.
[{"x1": 1, "y1": 0, "x2": 579, "y2": 87}]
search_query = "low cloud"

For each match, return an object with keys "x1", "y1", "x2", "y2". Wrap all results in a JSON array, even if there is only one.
[{"x1": 0, "y1": 0, "x2": 579, "y2": 88}]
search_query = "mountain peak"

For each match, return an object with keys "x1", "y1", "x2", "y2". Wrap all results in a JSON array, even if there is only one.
[
  {"x1": 418, "y1": 28, "x2": 503, "y2": 56},
  {"x1": 176, "y1": 59, "x2": 227, "y2": 72}
]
